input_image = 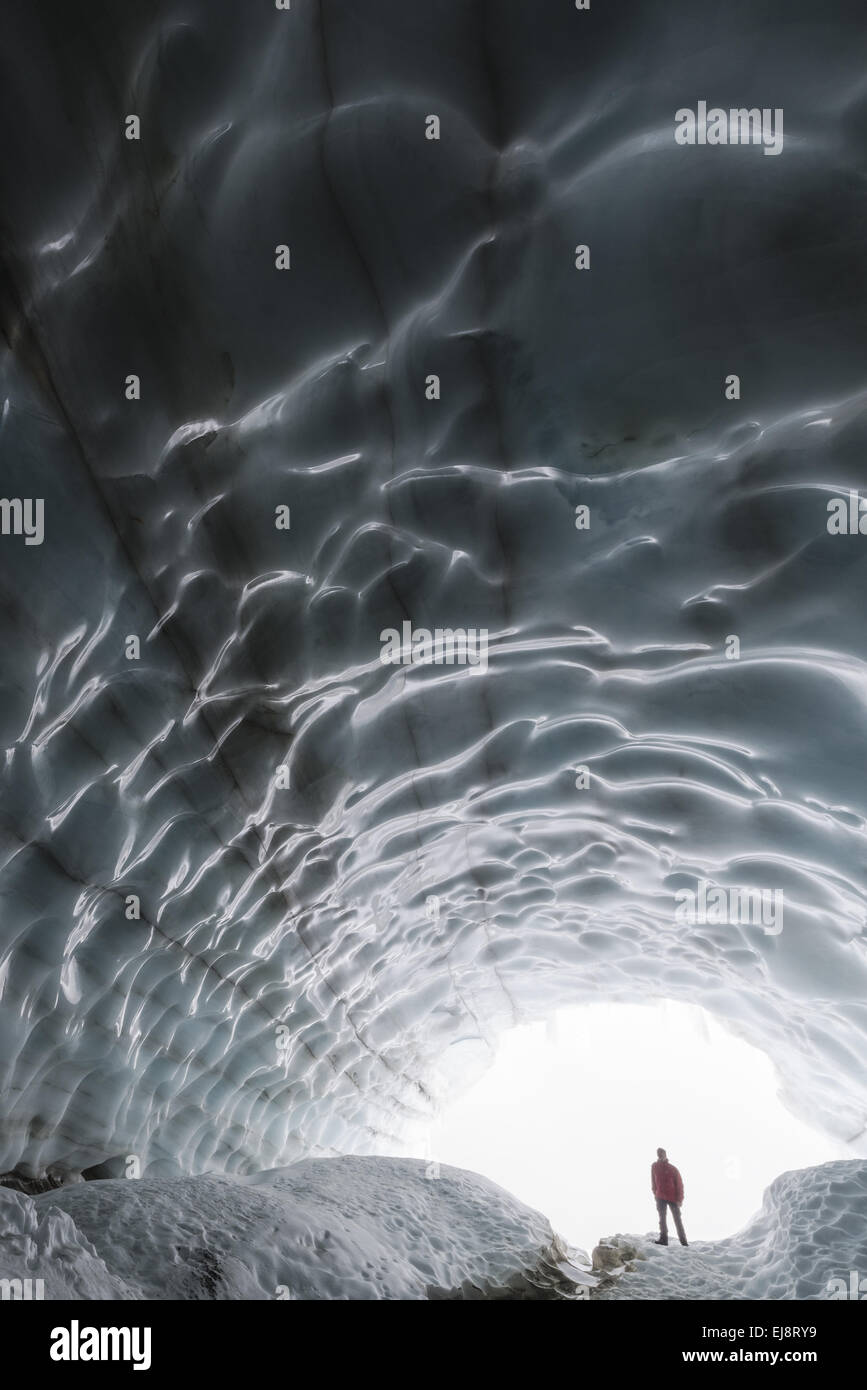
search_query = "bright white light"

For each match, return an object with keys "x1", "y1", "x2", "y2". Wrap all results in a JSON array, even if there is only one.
[{"x1": 424, "y1": 1001, "x2": 850, "y2": 1254}]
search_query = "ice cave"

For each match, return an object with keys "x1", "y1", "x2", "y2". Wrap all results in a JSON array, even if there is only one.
[{"x1": 1, "y1": 0, "x2": 867, "y2": 1307}]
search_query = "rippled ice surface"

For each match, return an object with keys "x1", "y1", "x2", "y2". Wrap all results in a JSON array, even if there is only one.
[{"x1": 1, "y1": 0, "x2": 866, "y2": 1180}]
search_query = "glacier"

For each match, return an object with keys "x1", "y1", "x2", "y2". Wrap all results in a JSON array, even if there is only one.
[{"x1": 0, "y1": 0, "x2": 867, "y2": 1301}]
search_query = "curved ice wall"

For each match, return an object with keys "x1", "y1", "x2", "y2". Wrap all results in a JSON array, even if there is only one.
[{"x1": 1, "y1": 0, "x2": 867, "y2": 1178}]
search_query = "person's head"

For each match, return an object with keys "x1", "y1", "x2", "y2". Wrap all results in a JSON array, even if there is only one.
[{"x1": 656, "y1": 1147, "x2": 667, "y2": 1161}]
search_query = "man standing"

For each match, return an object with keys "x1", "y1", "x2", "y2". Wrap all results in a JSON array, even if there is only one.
[{"x1": 651, "y1": 1147, "x2": 688, "y2": 1246}]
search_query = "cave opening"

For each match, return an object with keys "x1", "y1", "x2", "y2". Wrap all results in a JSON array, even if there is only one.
[{"x1": 423, "y1": 1001, "x2": 850, "y2": 1253}]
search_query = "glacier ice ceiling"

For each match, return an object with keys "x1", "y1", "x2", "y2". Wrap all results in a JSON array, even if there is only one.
[{"x1": 1, "y1": 0, "x2": 867, "y2": 1188}]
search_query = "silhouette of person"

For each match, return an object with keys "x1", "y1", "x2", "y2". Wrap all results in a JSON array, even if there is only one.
[{"x1": 651, "y1": 1146, "x2": 688, "y2": 1246}]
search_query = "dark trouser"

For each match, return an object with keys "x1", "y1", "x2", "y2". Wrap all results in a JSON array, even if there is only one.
[{"x1": 656, "y1": 1198, "x2": 688, "y2": 1245}]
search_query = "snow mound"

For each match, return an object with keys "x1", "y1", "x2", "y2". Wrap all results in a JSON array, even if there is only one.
[
  {"x1": 597, "y1": 1159, "x2": 867, "y2": 1300},
  {"x1": 4, "y1": 1156, "x2": 865, "y2": 1301},
  {"x1": 0, "y1": 1157, "x2": 592, "y2": 1301}
]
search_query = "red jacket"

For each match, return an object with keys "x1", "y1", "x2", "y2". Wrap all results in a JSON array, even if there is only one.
[{"x1": 652, "y1": 1159, "x2": 684, "y2": 1204}]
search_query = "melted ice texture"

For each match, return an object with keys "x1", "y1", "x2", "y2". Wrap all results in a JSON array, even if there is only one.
[{"x1": 1, "y1": 1, "x2": 867, "y2": 1179}]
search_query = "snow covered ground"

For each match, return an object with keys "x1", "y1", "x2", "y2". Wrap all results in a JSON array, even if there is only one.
[
  {"x1": 1, "y1": 1155, "x2": 865, "y2": 1300},
  {"x1": 598, "y1": 1159, "x2": 867, "y2": 1301},
  {"x1": 0, "y1": 1157, "x2": 589, "y2": 1300}
]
